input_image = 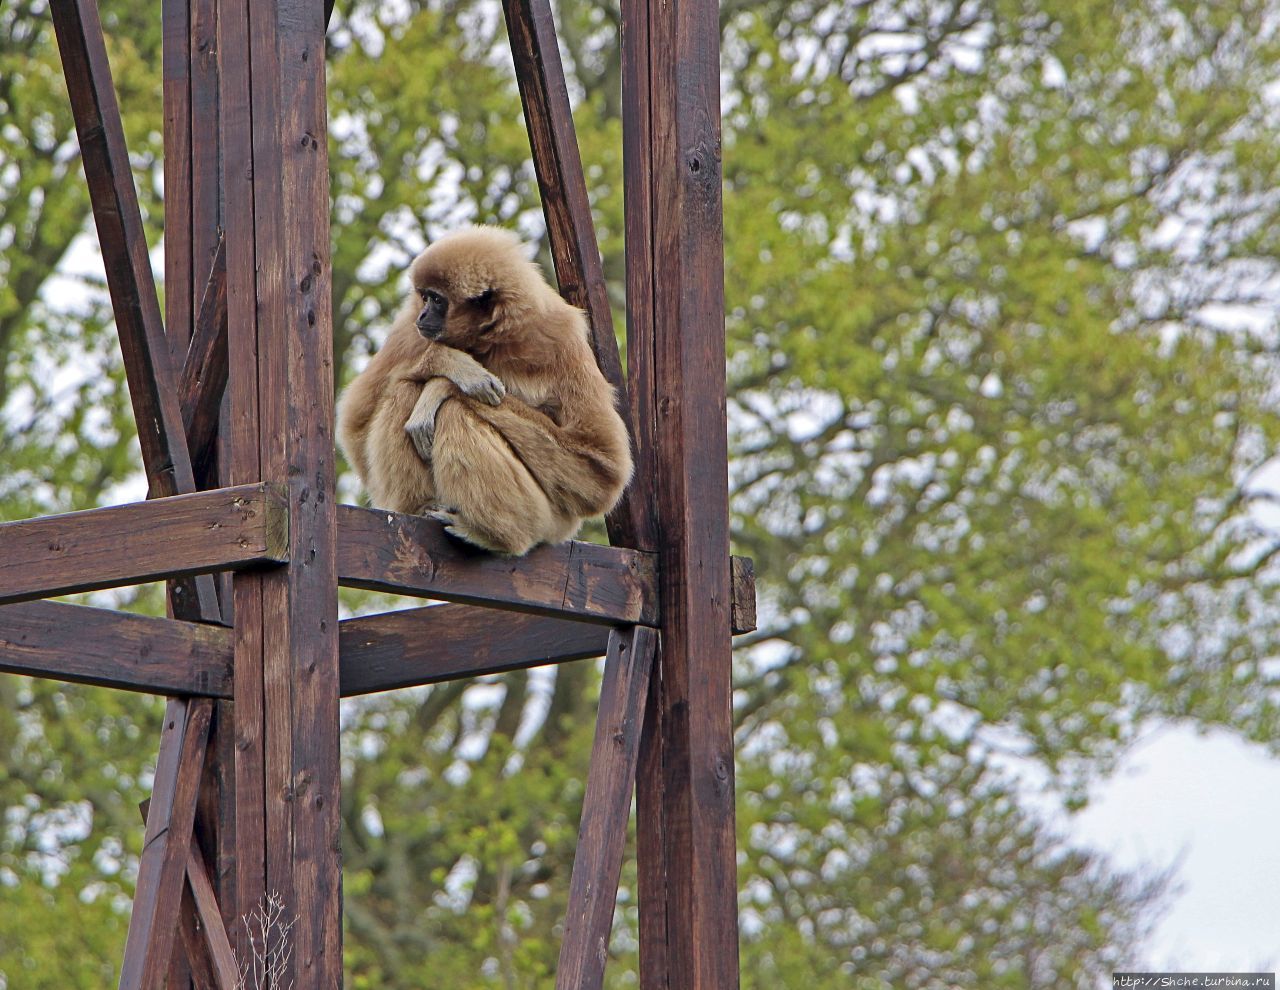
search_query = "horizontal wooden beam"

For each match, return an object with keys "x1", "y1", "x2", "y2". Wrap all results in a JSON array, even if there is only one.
[
  {"x1": 337, "y1": 504, "x2": 658, "y2": 625},
  {"x1": 0, "y1": 601, "x2": 232, "y2": 696},
  {"x1": 338, "y1": 604, "x2": 612, "y2": 696},
  {"x1": 0, "y1": 484, "x2": 288, "y2": 606},
  {"x1": 0, "y1": 552, "x2": 753, "y2": 698}
]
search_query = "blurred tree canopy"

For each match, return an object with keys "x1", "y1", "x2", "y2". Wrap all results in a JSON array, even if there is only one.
[{"x1": 3, "y1": 0, "x2": 1279, "y2": 987}]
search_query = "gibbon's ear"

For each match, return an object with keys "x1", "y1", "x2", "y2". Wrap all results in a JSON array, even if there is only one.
[{"x1": 468, "y1": 288, "x2": 496, "y2": 310}]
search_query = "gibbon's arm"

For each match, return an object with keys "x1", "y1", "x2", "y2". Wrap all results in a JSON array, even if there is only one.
[{"x1": 409, "y1": 381, "x2": 631, "y2": 519}]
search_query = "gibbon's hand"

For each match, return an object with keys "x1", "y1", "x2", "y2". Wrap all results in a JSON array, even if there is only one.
[{"x1": 445, "y1": 352, "x2": 506, "y2": 406}]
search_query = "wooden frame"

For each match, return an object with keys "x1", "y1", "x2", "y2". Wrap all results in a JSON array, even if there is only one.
[{"x1": 6, "y1": 0, "x2": 749, "y2": 985}]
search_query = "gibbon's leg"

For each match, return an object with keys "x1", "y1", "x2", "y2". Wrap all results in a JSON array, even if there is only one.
[
  {"x1": 426, "y1": 395, "x2": 565, "y2": 556},
  {"x1": 458, "y1": 399, "x2": 632, "y2": 521},
  {"x1": 365, "y1": 378, "x2": 441, "y2": 515}
]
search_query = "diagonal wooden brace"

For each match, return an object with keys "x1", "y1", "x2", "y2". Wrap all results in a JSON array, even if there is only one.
[
  {"x1": 120, "y1": 698, "x2": 213, "y2": 990},
  {"x1": 137, "y1": 798, "x2": 239, "y2": 990},
  {"x1": 556, "y1": 626, "x2": 659, "y2": 990}
]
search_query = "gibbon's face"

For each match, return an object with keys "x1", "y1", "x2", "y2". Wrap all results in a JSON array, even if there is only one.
[{"x1": 411, "y1": 277, "x2": 498, "y2": 352}]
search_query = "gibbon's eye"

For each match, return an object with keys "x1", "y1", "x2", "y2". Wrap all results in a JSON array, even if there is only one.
[
  {"x1": 468, "y1": 288, "x2": 495, "y2": 308},
  {"x1": 421, "y1": 288, "x2": 446, "y2": 306}
]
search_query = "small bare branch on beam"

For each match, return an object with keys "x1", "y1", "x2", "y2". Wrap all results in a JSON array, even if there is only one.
[
  {"x1": 0, "y1": 601, "x2": 232, "y2": 696},
  {"x1": 0, "y1": 484, "x2": 289, "y2": 606},
  {"x1": 337, "y1": 504, "x2": 658, "y2": 625},
  {"x1": 556, "y1": 626, "x2": 658, "y2": 990}
]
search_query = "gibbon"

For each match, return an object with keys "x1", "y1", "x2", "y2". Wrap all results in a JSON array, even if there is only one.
[{"x1": 336, "y1": 226, "x2": 633, "y2": 556}]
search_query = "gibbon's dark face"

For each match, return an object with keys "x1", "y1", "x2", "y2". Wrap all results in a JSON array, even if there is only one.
[{"x1": 413, "y1": 281, "x2": 498, "y2": 352}]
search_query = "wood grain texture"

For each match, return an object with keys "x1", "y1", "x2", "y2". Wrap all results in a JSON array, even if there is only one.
[
  {"x1": 51, "y1": 0, "x2": 222, "y2": 625},
  {"x1": 218, "y1": 0, "x2": 266, "y2": 947},
  {"x1": 502, "y1": 0, "x2": 647, "y2": 549},
  {"x1": 731, "y1": 555, "x2": 756, "y2": 635},
  {"x1": 184, "y1": 832, "x2": 240, "y2": 989},
  {"x1": 338, "y1": 604, "x2": 611, "y2": 696},
  {"x1": 623, "y1": 0, "x2": 742, "y2": 981},
  {"x1": 0, "y1": 601, "x2": 231, "y2": 697},
  {"x1": 337, "y1": 504, "x2": 658, "y2": 625},
  {"x1": 162, "y1": 0, "x2": 193, "y2": 357},
  {"x1": 50, "y1": 0, "x2": 195, "y2": 504},
  {"x1": 120, "y1": 698, "x2": 213, "y2": 990},
  {"x1": 138, "y1": 799, "x2": 239, "y2": 990},
  {"x1": 180, "y1": 234, "x2": 228, "y2": 487},
  {"x1": 556, "y1": 626, "x2": 658, "y2": 990},
  {"x1": 0, "y1": 484, "x2": 288, "y2": 606},
  {"x1": 221, "y1": 0, "x2": 342, "y2": 981}
]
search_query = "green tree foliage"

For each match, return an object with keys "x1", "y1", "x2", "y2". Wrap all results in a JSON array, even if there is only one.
[{"x1": 2, "y1": 0, "x2": 1278, "y2": 986}]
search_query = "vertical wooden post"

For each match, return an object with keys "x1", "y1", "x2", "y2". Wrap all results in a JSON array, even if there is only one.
[
  {"x1": 623, "y1": 0, "x2": 741, "y2": 982},
  {"x1": 221, "y1": 0, "x2": 341, "y2": 984}
]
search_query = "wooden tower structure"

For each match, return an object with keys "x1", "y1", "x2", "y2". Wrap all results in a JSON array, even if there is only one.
[{"x1": 0, "y1": 0, "x2": 753, "y2": 986}]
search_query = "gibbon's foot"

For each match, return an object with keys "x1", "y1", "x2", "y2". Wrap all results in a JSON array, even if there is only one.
[{"x1": 425, "y1": 508, "x2": 493, "y2": 552}]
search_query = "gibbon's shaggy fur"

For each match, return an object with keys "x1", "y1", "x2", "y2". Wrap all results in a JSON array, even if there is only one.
[{"x1": 336, "y1": 226, "x2": 633, "y2": 556}]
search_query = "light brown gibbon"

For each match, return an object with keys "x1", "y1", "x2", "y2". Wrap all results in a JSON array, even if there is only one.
[{"x1": 336, "y1": 226, "x2": 633, "y2": 556}]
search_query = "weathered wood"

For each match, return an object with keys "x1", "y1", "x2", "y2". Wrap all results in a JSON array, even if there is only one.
[
  {"x1": 52, "y1": 0, "x2": 222, "y2": 623},
  {"x1": 338, "y1": 605, "x2": 611, "y2": 696},
  {"x1": 337, "y1": 504, "x2": 658, "y2": 625},
  {"x1": 731, "y1": 555, "x2": 757, "y2": 635},
  {"x1": 180, "y1": 234, "x2": 229, "y2": 486},
  {"x1": 163, "y1": 0, "x2": 193, "y2": 357},
  {"x1": 0, "y1": 601, "x2": 231, "y2": 697},
  {"x1": 120, "y1": 699, "x2": 213, "y2": 990},
  {"x1": 0, "y1": 484, "x2": 288, "y2": 606},
  {"x1": 502, "y1": 0, "x2": 646, "y2": 548},
  {"x1": 189, "y1": 0, "x2": 221, "y2": 353},
  {"x1": 623, "y1": 0, "x2": 741, "y2": 982},
  {"x1": 556, "y1": 626, "x2": 658, "y2": 990},
  {"x1": 184, "y1": 832, "x2": 240, "y2": 990},
  {"x1": 50, "y1": 0, "x2": 196, "y2": 504},
  {"x1": 138, "y1": 799, "x2": 239, "y2": 990},
  {"x1": 221, "y1": 0, "x2": 342, "y2": 981},
  {"x1": 218, "y1": 0, "x2": 266, "y2": 947}
]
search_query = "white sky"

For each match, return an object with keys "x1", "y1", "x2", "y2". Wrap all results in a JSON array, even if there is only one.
[{"x1": 1070, "y1": 724, "x2": 1280, "y2": 972}]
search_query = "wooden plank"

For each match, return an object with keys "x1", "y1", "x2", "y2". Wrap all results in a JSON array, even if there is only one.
[
  {"x1": 50, "y1": 0, "x2": 196, "y2": 504},
  {"x1": 184, "y1": 832, "x2": 240, "y2": 989},
  {"x1": 222, "y1": 0, "x2": 342, "y2": 981},
  {"x1": 52, "y1": 0, "x2": 222, "y2": 625},
  {"x1": 180, "y1": 234, "x2": 228, "y2": 487},
  {"x1": 337, "y1": 504, "x2": 658, "y2": 625},
  {"x1": 0, "y1": 601, "x2": 232, "y2": 697},
  {"x1": 138, "y1": 799, "x2": 239, "y2": 990},
  {"x1": 218, "y1": 0, "x2": 267, "y2": 950},
  {"x1": 120, "y1": 698, "x2": 213, "y2": 990},
  {"x1": 189, "y1": 0, "x2": 221, "y2": 347},
  {"x1": 624, "y1": 0, "x2": 741, "y2": 982},
  {"x1": 556, "y1": 626, "x2": 658, "y2": 990},
  {"x1": 731, "y1": 555, "x2": 756, "y2": 635},
  {"x1": 502, "y1": 0, "x2": 646, "y2": 548},
  {"x1": 0, "y1": 484, "x2": 289, "y2": 606},
  {"x1": 162, "y1": 0, "x2": 193, "y2": 357},
  {"x1": 338, "y1": 604, "x2": 610, "y2": 696}
]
